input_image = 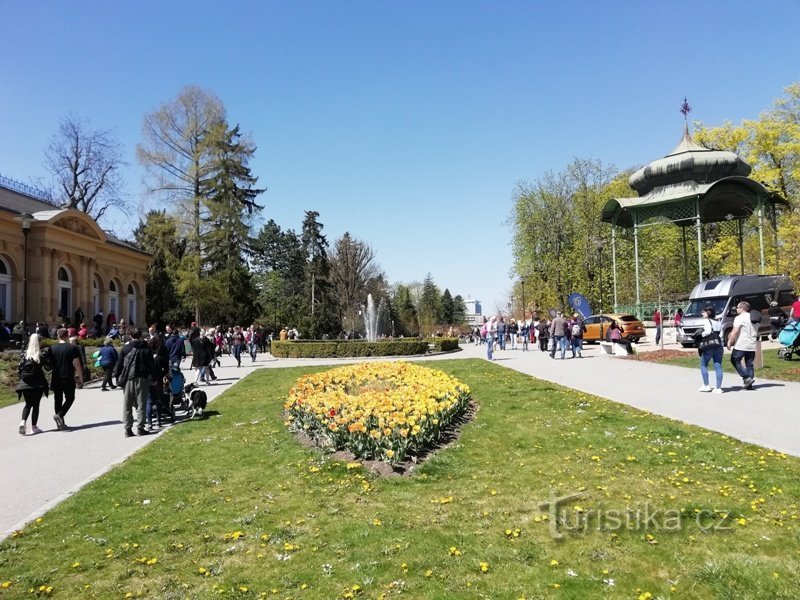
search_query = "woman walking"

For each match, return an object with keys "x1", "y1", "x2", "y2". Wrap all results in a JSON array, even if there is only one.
[
  {"x1": 698, "y1": 305, "x2": 724, "y2": 393},
  {"x1": 16, "y1": 334, "x2": 50, "y2": 435}
]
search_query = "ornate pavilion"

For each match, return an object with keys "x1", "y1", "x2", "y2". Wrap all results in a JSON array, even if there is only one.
[{"x1": 601, "y1": 123, "x2": 789, "y2": 308}]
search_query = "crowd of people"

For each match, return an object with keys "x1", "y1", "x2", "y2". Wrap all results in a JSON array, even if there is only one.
[
  {"x1": 472, "y1": 312, "x2": 591, "y2": 360},
  {"x1": 13, "y1": 321, "x2": 275, "y2": 438}
]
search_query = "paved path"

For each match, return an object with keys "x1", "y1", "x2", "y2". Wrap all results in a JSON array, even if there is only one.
[{"x1": 2, "y1": 338, "x2": 798, "y2": 540}]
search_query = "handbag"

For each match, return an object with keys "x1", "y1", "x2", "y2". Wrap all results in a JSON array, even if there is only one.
[{"x1": 697, "y1": 320, "x2": 722, "y2": 350}]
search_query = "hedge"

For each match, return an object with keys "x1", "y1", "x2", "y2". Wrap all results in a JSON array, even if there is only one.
[
  {"x1": 270, "y1": 337, "x2": 461, "y2": 358},
  {"x1": 271, "y1": 339, "x2": 429, "y2": 358}
]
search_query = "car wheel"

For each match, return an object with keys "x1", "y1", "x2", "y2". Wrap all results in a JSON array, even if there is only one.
[{"x1": 681, "y1": 343, "x2": 694, "y2": 348}]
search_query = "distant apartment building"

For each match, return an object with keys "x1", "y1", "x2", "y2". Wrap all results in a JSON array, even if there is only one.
[{"x1": 463, "y1": 298, "x2": 482, "y2": 327}]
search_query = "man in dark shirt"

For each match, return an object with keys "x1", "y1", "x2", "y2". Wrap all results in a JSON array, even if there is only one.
[
  {"x1": 47, "y1": 328, "x2": 83, "y2": 430},
  {"x1": 115, "y1": 328, "x2": 158, "y2": 437}
]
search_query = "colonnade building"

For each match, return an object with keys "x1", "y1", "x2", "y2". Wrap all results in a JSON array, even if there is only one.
[{"x1": 0, "y1": 176, "x2": 150, "y2": 329}]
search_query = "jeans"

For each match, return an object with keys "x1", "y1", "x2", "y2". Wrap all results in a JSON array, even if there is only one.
[
  {"x1": 498, "y1": 332, "x2": 506, "y2": 350},
  {"x1": 486, "y1": 336, "x2": 494, "y2": 360},
  {"x1": 700, "y1": 345, "x2": 724, "y2": 388},
  {"x1": 550, "y1": 336, "x2": 566, "y2": 358},
  {"x1": 233, "y1": 344, "x2": 243, "y2": 366},
  {"x1": 101, "y1": 364, "x2": 115, "y2": 389},
  {"x1": 571, "y1": 337, "x2": 583, "y2": 357},
  {"x1": 730, "y1": 349, "x2": 755, "y2": 381},
  {"x1": 655, "y1": 324, "x2": 662, "y2": 345}
]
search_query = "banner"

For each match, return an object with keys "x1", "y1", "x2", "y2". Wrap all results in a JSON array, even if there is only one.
[{"x1": 567, "y1": 293, "x2": 592, "y2": 318}]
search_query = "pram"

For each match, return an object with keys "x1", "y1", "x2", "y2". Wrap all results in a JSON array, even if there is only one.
[
  {"x1": 168, "y1": 367, "x2": 189, "y2": 411},
  {"x1": 777, "y1": 321, "x2": 800, "y2": 361}
]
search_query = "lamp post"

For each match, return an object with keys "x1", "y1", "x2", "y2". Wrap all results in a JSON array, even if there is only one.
[
  {"x1": 520, "y1": 277, "x2": 526, "y2": 323},
  {"x1": 20, "y1": 213, "x2": 32, "y2": 347},
  {"x1": 595, "y1": 239, "x2": 606, "y2": 340}
]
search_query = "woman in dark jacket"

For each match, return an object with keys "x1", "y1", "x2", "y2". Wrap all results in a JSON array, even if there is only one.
[
  {"x1": 98, "y1": 338, "x2": 119, "y2": 390},
  {"x1": 16, "y1": 334, "x2": 50, "y2": 435},
  {"x1": 189, "y1": 327, "x2": 209, "y2": 384}
]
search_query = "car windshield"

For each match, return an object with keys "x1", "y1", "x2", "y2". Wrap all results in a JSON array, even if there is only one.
[{"x1": 685, "y1": 297, "x2": 727, "y2": 318}]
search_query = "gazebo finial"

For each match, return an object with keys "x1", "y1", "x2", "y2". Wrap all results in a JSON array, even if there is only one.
[{"x1": 680, "y1": 97, "x2": 692, "y2": 125}]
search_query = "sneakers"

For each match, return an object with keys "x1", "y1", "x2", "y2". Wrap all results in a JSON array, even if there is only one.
[
  {"x1": 53, "y1": 414, "x2": 66, "y2": 431},
  {"x1": 698, "y1": 385, "x2": 712, "y2": 392},
  {"x1": 712, "y1": 388, "x2": 723, "y2": 394},
  {"x1": 744, "y1": 377, "x2": 755, "y2": 390},
  {"x1": 18, "y1": 423, "x2": 26, "y2": 435},
  {"x1": 31, "y1": 426, "x2": 42, "y2": 434},
  {"x1": 137, "y1": 428, "x2": 153, "y2": 436},
  {"x1": 125, "y1": 429, "x2": 134, "y2": 438}
]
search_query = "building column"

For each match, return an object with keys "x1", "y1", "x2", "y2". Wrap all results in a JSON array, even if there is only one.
[
  {"x1": 41, "y1": 248, "x2": 53, "y2": 323},
  {"x1": 633, "y1": 214, "x2": 641, "y2": 308},
  {"x1": 757, "y1": 196, "x2": 766, "y2": 274},
  {"x1": 695, "y1": 201, "x2": 703, "y2": 283},
  {"x1": 611, "y1": 226, "x2": 618, "y2": 310}
]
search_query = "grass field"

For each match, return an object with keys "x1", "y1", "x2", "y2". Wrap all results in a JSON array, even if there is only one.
[{"x1": 1, "y1": 359, "x2": 799, "y2": 599}]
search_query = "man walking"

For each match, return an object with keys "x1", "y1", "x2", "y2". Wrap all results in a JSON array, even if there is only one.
[
  {"x1": 164, "y1": 326, "x2": 186, "y2": 370},
  {"x1": 115, "y1": 328, "x2": 158, "y2": 437},
  {"x1": 549, "y1": 311, "x2": 568, "y2": 359},
  {"x1": 48, "y1": 328, "x2": 83, "y2": 430},
  {"x1": 727, "y1": 301, "x2": 757, "y2": 390}
]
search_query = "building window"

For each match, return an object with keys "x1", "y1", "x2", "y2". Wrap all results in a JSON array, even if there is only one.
[
  {"x1": 127, "y1": 283, "x2": 138, "y2": 326},
  {"x1": 108, "y1": 279, "x2": 119, "y2": 320},
  {"x1": 0, "y1": 257, "x2": 10, "y2": 322},
  {"x1": 57, "y1": 266, "x2": 73, "y2": 321}
]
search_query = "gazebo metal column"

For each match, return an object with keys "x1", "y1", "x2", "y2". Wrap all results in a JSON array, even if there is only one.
[
  {"x1": 695, "y1": 199, "x2": 703, "y2": 282},
  {"x1": 633, "y1": 212, "x2": 641, "y2": 307},
  {"x1": 611, "y1": 226, "x2": 618, "y2": 309},
  {"x1": 757, "y1": 195, "x2": 766, "y2": 274}
]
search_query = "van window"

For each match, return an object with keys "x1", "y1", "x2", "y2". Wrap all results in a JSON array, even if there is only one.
[
  {"x1": 685, "y1": 297, "x2": 727, "y2": 318},
  {"x1": 778, "y1": 290, "x2": 795, "y2": 306}
]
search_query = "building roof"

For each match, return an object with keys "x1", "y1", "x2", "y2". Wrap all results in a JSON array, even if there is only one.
[
  {"x1": 0, "y1": 177, "x2": 149, "y2": 256},
  {"x1": 602, "y1": 125, "x2": 788, "y2": 227}
]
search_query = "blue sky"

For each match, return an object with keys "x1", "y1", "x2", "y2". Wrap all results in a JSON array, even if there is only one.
[{"x1": 1, "y1": 0, "x2": 798, "y2": 313}]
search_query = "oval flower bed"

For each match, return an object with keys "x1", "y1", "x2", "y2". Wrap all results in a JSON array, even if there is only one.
[{"x1": 284, "y1": 362, "x2": 471, "y2": 465}]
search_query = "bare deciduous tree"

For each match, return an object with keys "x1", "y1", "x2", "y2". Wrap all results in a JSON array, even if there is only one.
[
  {"x1": 329, "y1": 233, "x2": 381, "y2": 332},
  {"x1": 44, "y1": 114, "x2": 128, "y2": 222}
]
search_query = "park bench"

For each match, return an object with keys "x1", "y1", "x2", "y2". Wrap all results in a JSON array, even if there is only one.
[{"x1": 598, "y1": 340, "x2": 636, "y2": 356}]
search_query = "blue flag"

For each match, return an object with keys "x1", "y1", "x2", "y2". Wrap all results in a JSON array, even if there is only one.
[{"x1": 567, "y1": 293, "x2": 592, "y2": 318}]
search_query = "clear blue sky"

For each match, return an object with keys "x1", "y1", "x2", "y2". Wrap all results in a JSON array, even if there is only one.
[{"x1": 2, "y1": 0, "x2": 798, "y2": 313}]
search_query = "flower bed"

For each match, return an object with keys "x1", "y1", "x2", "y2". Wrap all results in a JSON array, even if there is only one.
[{"x1": 284, "y1": 362, "x2": 471, "y2": 465}]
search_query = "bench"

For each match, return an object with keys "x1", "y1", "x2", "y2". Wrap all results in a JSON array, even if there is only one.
[{"x1": 598, "y1": 341, "x2": 636, "y2": 356}]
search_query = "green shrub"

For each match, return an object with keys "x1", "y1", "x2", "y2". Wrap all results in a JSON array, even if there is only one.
[
  {"x1": 430, "y1": 337, "x2": 459, "y2": 352},
  {"x1": 271, "y1": 339, "x2": 429, "y2": 358}
]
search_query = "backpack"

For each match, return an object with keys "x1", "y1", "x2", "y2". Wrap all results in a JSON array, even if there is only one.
[
  {"x1": 571, "y1": 322, "x2": 582, "y2": 337},
  {"x1": 117, "y1": 347, "x2": 143, "y2": 388},
  {"x1": 18, "y1": 357, "x2": 38, "y2": 384}
]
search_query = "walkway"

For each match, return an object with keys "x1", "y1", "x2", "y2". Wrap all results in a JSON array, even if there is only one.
[{"x1": 2, "y1": 338, "x2": 798, "y2": 540}]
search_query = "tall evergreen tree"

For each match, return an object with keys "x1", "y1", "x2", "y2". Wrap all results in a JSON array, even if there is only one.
[
  {"x1": 201, "y1": 124, "x2": 264, "y2": 325},
  {"x1": 452, "y1": 294, "x2": 468, "y2": 326},
  {"x1": 440, "y1": 288, "x2": 455, "y2": 324},
  {"x1": 300, "y1": 211, "x2": 338, "y2": 337},
  {"x1": 418, "y1": 273, "x2": 442, "y2": 334},
  {"x1": 133, "y1": 210, "x2": 189, "y2": 326}
]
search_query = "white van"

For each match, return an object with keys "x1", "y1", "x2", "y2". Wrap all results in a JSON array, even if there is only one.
[{"x1": 677, "y1": 275, "x2": 796, "y2": 347}]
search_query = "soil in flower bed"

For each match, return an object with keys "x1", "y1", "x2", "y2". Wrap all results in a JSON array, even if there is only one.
[
  {"x1": 291, "y1": 399, "x2": 479, "y2": 477},
  {"x1": 624, "y1": 349, "x2": 692, "y2": 362}
]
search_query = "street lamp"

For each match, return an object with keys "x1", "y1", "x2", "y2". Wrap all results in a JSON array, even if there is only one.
[
  {"x1": 20, "y1": 213, "x2": 33, "y2": 347},
  {"x1": 595, "y1": 239, "x2": 606, "y2": 340}
]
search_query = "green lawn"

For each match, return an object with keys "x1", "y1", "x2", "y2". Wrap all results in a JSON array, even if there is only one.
[
  {"x1": 1, "y1": 359, "x2": 799, "y2": 599},
  {"x1": 0, "y1": 353, "x2": 19, "y2": 409},
  {"x1": 662, "y1": 346, "x2": 800, "y2": 383}
]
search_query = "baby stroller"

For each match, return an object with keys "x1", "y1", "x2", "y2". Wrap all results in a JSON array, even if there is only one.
[
  {"x1": 777, "y1": 321, "x2": 800, "y2": 361},
  {"x1": 168, "y1": 367, "x2": 189, "y2": 412}
]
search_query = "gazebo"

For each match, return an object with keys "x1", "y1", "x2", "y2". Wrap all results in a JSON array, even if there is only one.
[{"x1": 601, "y1": 123, "x2": 788, "y2": 308}]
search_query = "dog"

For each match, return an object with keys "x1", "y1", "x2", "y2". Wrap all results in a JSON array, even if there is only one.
[{"x1": 183, "y1": 382, "x2": 208, "y2": 419}]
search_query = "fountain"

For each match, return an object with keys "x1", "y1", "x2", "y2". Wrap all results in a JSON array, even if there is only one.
[{"x1": 361, "y1": 294, "x2": 384, "y2": 341}]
